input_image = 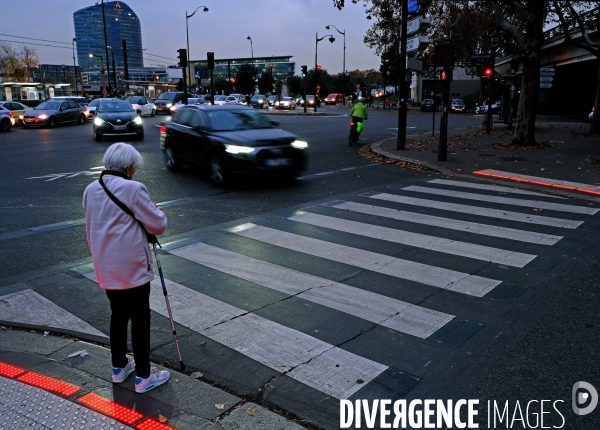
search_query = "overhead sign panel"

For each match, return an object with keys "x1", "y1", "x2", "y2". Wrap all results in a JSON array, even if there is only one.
[
  {"x1": 540, "y1": 68, "x2": 555, "y2": 72},
  {"x1": 406, "y1": 35, "x2": 429, "y2": 52},
  {"x1": 407, "y1": 16, "x2": 430, "y2": 36},
  {"x1": 539, "y1": 83, "x2": 553, "y2": 88},
  {"x1": 406, "y1": 57, "x2": 423, "y2": 72},
  {"x1": 539, "y1": 77, "x2": 554, "y2": 82}
]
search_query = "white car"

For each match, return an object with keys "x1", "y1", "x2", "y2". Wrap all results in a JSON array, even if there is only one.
[
  {"x1": 213, "y1": 95, "x2": 229, "y2": 105},
  {"x1": 126, "y1": 96, "x2": 156, "y2": 117},
  {"x1": 169, "y1": 97, "x2": 211, "y2": 114},
  {"x1": 227, "y1": 93, "x2": 247, "y2": 105},
  {"x1": 85, "y1": 98, "x2": 114, "y2": 118},
  {"x1": 0, "y1": 101, "x2": 32, "y2": 124},
  {"x1": 275, "y1": 97, "x2": 296, "y2": 110}
]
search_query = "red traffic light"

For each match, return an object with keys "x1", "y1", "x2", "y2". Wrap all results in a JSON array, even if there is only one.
[
  {"x1": 440, "y1": 70, "x2": 447, "y2": 80},
  {"x1": 484, "y1": 67, "x2": 493, "y2": 77},
  {"x1": 316, "y1": 65, "x2": 323, "y2": 70},
  {"x1": 231, "y1": 78, "x2": 236, "y2": 83}
]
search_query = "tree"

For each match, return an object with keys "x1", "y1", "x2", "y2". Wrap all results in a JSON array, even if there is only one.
[
  {"x1": 552, "y1": 2, "x2": 599, "y2": 134},
  {"x1": 257, "y1": 72, "x2": 273, "y2": 95},
  {"x1": 234, "y1": 64, "x2": 256, "y2": 95},
  {"x1": 0, "y1": 43, "x2": 39, "y2": 82},
  {"x1": 490, "y1": 1, "x2": 548, "y2": 146},
  {"x1": 287, "y1": 75, "x2": 303, "y2": 97}
]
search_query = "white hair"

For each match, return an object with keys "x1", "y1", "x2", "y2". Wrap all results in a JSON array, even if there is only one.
[{"x1": 103, "y1": 142, "x2": 143, "y2": 173}]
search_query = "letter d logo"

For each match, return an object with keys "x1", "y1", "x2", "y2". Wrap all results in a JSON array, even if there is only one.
[{"x1": 572, "y1": 381, "x2": 598, "y2": 416}]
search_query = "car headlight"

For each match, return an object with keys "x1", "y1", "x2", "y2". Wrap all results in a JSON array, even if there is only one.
[
  {"x1": 38, "y1": 114, "x2": 48, "y2": 120},
  {"x1": 166, "y1": 103, "x2": 173, "y2": 108},
  {"x1": 225, "y1": 144, "x2": 254, "y2": 154},
  {"x1": 291, "y1": 140, "x2": 308, "y2": 149},
  {"x1": 94, "y1": 117, "x2": 103, "y2": 126},
  {"x1": 19, "y1": 114, "x2": 23, "y2": 119},
  {"x1": 134, "y1": 116, "x2": 142, "y2": 125}
]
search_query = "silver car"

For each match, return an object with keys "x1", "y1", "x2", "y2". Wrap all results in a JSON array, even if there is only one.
[
  {"x1": 275, "y1": 97, "x2": 296, "y2": 110},
  {"x1": 126, "y1": 96, "x2": 156, "y2": 117},
  {"x1": 21, "y1": 100, "x2": 87, "y2": 128},
  {"x1": 0, "y1": 101, "x2": 32, "y2": 124},
  {"x1": 0, "y1": 104, "x2": 15, "y2": 132}
]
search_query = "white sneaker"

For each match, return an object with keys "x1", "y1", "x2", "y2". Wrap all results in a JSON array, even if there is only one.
[
  {"x1": 134, "y1": 367, "x2": 170, "y2": 393},
  {"x1": 112, "y1": 359, "x2": 136, "y2": 383}
]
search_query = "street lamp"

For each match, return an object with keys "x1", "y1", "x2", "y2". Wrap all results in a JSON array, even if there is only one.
[
  {"x1": 89, "y1": 54, "x2": 106, "y2": 98},
  {"x1": 315, "y1": 32, "x2": 335, "y2": 113},
  {"x1": 325, "y1": 25, "x2": 346, "y2": 105},
  {"x1": 72, "y1": 38, "x2": 79, "y2": 96},
  {"x1": 186, "y1": 6, "x2": 209, "y2": 87}
]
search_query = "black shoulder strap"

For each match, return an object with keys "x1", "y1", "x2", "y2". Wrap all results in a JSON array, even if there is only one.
[{"x1": 98, "y1": 171, "x2": 160, "y2": 246}]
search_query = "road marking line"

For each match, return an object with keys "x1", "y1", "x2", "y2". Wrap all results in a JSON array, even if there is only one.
[
  {"x1": 289, "y1": 212, "x2": 537, "y2": 267},
  {"x1": 427, "y1": 179, "x2": 565, "y2": 198},
  {"x1": 83, "y1": 271, "x2": 387, "y2": 399},
  {"x1": 297, "y1": 164, "x2": 378, "y2": 180},
  {"x1": 403, "y1": 185, "x2": 598, "y2": 215},
  {"x1": 232, "y1": 224, "x2": 501, "y2": 297},
  {"x1": 332, "y1": 201, "x2": 562, "y2": 245},
  {"x1": 170, "y1": 242, "x2": 454, "y2": 338},
  {"x1": 369, "y1": 193, "x2": 583, "y2": 229}
]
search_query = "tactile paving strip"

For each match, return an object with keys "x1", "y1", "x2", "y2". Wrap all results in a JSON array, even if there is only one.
[
  {"x1": 473, "y1": 169, "x2": 600, "y2": 195},
  {"x1": 0, "y1": 376, "x2": 133, "y2": 430}
]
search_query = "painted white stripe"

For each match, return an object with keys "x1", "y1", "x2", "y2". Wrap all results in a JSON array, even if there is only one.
[
  {"x1": 0, "y1": 288, "x2": 107, "y2": 338},
  {"x1": 403, "y1": 185, "x2": 598, "y2": 215},
  {"x1": 83, "y1": 271, "x2": 387, "y2": 398},
  {"x1": 171, "y1": 242, "x2": 453, "y2": 338},
  {"x1": 369, "y1": 193, "x2": 583, "y2": 229},
  {"x1": 232, "y1": 224, "x2": 501, "y2": 297},
  {"x1": 332, "y1": 201, "x2": 562, "y2": 246},
  {"x1": 289, "y1": 212, "x2": 536, "y2": 268},
  {"x1": 427, "y1": 179, "x2": 565, "y2": 198}
]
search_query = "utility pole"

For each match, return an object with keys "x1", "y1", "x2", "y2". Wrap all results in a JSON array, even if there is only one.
[{"x1": 396, "y1": 0, "x2": 408, "y2": 149}]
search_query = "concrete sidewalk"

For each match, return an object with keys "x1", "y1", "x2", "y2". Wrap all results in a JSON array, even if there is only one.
[
  {"x1": 370, "y1": 119, "x2": 600, "y2": 198},
  {"x1": 0, "y1": 328, "x2": 307, "y2": 429}
]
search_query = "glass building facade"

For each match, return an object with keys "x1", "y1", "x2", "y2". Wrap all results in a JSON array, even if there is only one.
[
  {"x1": 194, "y1": 56, "x2": 295, "y2": 85},
  {"x1": 74, "y1": 1, "x2": 143, "y2": 69}
]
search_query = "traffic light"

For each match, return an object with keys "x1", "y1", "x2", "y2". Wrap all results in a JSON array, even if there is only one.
[
  {"x1": 301, "y1": 65, "x2": 307, "y2": 77},
  {"x1": 177, "y1": 48, "x2": 187, "y2": 68},
  {"x1": 483, "y1": 67, "x2": 493, "y2": 78},
  {"x1": 315, "y1": 65, "x2": 322, "y2": 79},
  {"x1": 230, "y1": 78, "x2": 236, "y2": 84},
  {"x1": 207, "y1": 52, "x2": 215, "y2": 70},
  {"x1": 440, "y1": 70, "x2": 447, "y2": 80}
]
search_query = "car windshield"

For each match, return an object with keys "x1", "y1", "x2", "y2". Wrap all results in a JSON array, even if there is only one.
[
  {"x1": 267, "y1": 96, "x2": 277, "y2": 100},
  {"x1": 215, "y1": 96, "x2": 227, "y2": 101},
  {"x1": 306, "y1": 95, "x2": 315, "y2": 100},
  {"x1": 156, "y1": 93, "x2": 177, "y2": 101},
  {"x1": 251, "y1": 96, "x2": 263, "y2": 101},
  {"x1": 452, "y1": 100, "x2": 464, "y2": 104},
  {"x1": 282, "y1": 97, "x2": 292, "y2": 101},
  {"x1": 207, "y1": 109, "x2": 273, "y2": 131},
  {"x1": 326, "y1": 94, "x2": 337, "y2": 98},
  {"x1": 36, "y1": 102, "x2": 61, "y2": 110},
  {"x1": 97, "y1": 102, "x2": 134, "y2": 113},
  {"x1": 127, "y1": 98, "x2": 142, "y2": 103},
  {"x1": 423, "y1": 99, "x2": 433, "y2": 103}
]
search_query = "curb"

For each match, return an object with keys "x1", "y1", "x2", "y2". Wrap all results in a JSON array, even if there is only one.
[{"x1": 370, "y1": 140, "x2": 456, "y2": 175}]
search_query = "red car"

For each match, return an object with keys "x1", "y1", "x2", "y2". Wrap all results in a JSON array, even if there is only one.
[{"x1": 324, "y1": 93, "x2": 344, "y2": 105}]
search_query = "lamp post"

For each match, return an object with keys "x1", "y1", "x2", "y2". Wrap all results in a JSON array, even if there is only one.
[
  {"x1": 100, "y1": 0, "x2": 112, "y2": 96},
  {"x1": 72, "y1": 38, "x2": 79, "y2": 96},
  {"x1": 325, "y1": 25, "x2": 345, "y2": 105},
  {"x1": 315, "y1": 32, "x2": 335, "y2": 113},
  {"x1": 186, "y1": 6, "x2": 209, "y2": 88},
  {"x1": 247, "y1": 36, "x2": 254, "y2": 93},
  {"x1": 89, "y1": 54, "x2": 106, "y2": 98}
]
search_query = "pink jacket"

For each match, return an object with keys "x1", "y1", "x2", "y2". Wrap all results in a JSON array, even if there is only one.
[{"x1": 83, "y1": 172, "x2": 167, "y2": 290}]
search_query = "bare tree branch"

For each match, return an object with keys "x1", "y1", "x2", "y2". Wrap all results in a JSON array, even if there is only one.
[
  {"x1": 506, "y1": 0, "x2": 529, "y2": 20},
  {"x1": 490, "y1": 1, "x2": 526, "y2": 46}
]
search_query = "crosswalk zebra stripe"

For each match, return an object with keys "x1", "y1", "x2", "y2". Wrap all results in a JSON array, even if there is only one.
[
  {"x1": 426, "y1": 179, "x2": 565, "y2": 198},
  {"x1": 403, "y1": 186, "x2": 598, "y2": 215},
  {"x1": 82, "y1": 271, "x2": 388, "y2": 399},
  {"x1": 170, "y1": 242, "x2": 454, "y2": 338},
  {"x1": 232, "y1": 224, "x2": 502, "y2": 297},
  {"x1": 369, "y1": 193, "x2": 583, "y2": 229},
  {"x1": 289, "y1": 212, "x2": 537, "y2": 268},
  {"x1": 332, "y1": 202, "x2": 563, "y2": 245}
]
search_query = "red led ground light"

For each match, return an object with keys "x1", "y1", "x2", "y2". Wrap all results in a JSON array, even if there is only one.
[
  {"x1": 473, "y1": 170, "x2": 600, "y2": 196},
  {"x1": 78, "y1": 392, "x2": 144, "y2": 425},
  {"x1": 0, "y1": 361, "x2": 26, "y2": 378},
  {"x1": 136, "y1": 418, "x2": 177, "y2": 430},
  {"x1": 17, "y1": 372, "x2": 81, "y2": 396}
]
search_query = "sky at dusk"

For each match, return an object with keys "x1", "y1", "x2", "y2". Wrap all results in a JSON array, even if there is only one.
[{"x1": 2, "y1": 0, "x2": 382, "y2": 74}]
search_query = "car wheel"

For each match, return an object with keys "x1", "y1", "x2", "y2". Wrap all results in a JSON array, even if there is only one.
[
  {"x1": 209, "y1": 158, "x2": 227, "y2": 186},
  {"x1": 93, "y1": 129, "x2": 102, "y2": 142},
  {"x1": 78, "y1": 114, "x2": 86, "y2": 124},
  {"x1": 151, "y1": 109, "x2": 156, "y2": 117},
  {"x1": 0, "y1": 118, "x2": 12, "y2": 132},
  {"x1": 137, "y1": 110, "x2": 142, "y2": 116},
  {"x1": 22, "y1": 123, "x2": 30, "y2": 128},
  {"x1": 164, "y1": 147, "x2": 180, "y2": 171},
  {"x1": 48, "y1": 117, "x2": 57, "y2": 128}
]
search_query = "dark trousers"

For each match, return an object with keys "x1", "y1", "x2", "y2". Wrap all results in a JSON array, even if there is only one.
[{"x1": 105, "y1": 283, "x2": 151, "y2": 378}]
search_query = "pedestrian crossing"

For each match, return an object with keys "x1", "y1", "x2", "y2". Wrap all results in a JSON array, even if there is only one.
[{"x1": 22, "y1": 177, "x2": 598, "y2": 413}]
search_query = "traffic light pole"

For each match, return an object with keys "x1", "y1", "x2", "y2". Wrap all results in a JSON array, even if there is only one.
[
  {"x1": 396, "y1": 0, "x2": 408, "y2": 150},
  {"x1": 438, "y1": 68, "x2": 451, "y2": 161},
  {"x1": 486, "y1": 49, "x2": 496, "y2": 135}
]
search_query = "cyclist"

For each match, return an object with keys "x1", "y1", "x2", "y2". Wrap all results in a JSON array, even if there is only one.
[{"x1": 349, "y1": 96, "x2": 368, "y2": 143}]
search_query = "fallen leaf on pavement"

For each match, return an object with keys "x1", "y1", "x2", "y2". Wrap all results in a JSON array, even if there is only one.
[
  {"x1": 215, "y1": 404, "x2": 225, "y2": 410},
  {"x1": 158, "y1": 414, "x2": 168, "y2": 423},
  {"x1": 68, "y1": 350, "x2": 89, "y2": 358},
  {"x1": 41, "y1": 323, "x2": 49, "y2": 327},
  {"x1": 456, "y1": 168, "x2": 462, "y2": 172},
  {"x1": 191, "y1": 372, "x2": 203, "y2": 379},
  {"x1": 354, "y1": 174, "x2": 361, "y2": 177},
  {"x1": 199, "y1": 341, "x2": 207, "y2": 346},
  {"x1": 246, "y1": 408, "x2": 256, "y2": 416},
  {"x1": 533, "y1": 208, "x2": 543, "y2": 213}
]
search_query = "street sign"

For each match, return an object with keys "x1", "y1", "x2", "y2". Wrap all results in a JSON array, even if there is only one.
[
  {"x1": 539, "y1": 83, "x2": 553, "y2": 88},
  {"x1": 407, "y1": 16, "x2": 430, "y2": 37},
  {"x1": 470, "y1": 53, "x2": 492, "y2": 60},
  {"x1": 316, "y1": 84, "x2": 321, "y2": 90},
  {"x1": 406, "y1": 35, "x2": 429, "y2": 52},
  {"x1": 540, "y1": 72, "x2": 555, "y2": 77},
  {"x1": 540, "y1": 77, "x2": 554, "y2": 82},
  {"x1": 194, "y1": 71, "x2": 200, "y2": 78},
  {"x1": 406, "y1": 57, "x2": 423, "y2": 72},
  {"x1": 540, "y1": 68, "x2": 555, "y2": 72}
]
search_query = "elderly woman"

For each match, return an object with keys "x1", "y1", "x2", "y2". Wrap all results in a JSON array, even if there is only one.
[{"x1": 83, "y1": 142, "x2": 169, "y2": 394}]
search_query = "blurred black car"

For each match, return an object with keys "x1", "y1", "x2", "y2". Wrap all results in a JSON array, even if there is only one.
[
  {"x1": 22, "y1": 100, "x2": 87, "y2": 128},
  {"x1": 250, "y1": 95, "x2": 269, "y2": 109},
  {"x1": 154, "y1": 92, "x2": 192, "y2": 114},
  {"x1": 420, "y1": 99, "x2": 436, "y2": 112},
  {"x1": 93, "y1": 99, "x2": 144, "y2": 141},
  {"x1": 450, "y1": 99, "x2": 467, "y2": 113},
  {"x1": 159, "y1": 105, "x2": 308, "y2": 186}
]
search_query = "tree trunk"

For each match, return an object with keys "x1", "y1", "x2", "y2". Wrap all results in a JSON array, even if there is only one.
[
  {"x1": 513, "y1": 57, "x2": 539, "y2": 146},
  {"x1": 591, "y1": 55, "x2": 600, "y2": 135}
]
